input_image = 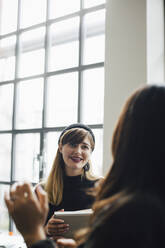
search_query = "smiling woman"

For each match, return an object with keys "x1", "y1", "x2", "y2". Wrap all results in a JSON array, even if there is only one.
[
  {"x1": 59, "y1": 137, "x2": 92, "y2": 176},
  {"x1": 36, "y1": 123, "x2": 101, "y2": 240}
]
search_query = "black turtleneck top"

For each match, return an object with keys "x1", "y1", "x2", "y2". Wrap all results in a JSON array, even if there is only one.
[{"x1": 45, "y1": 174, "x2": 97, "y2": 224}]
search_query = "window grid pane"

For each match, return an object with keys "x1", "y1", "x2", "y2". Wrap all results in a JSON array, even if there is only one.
[
  {"x1": 46, "y1": 72, "x2": 79, "y2": 127},
  {"x1": 0, "y1": 84, "x2": 14, "y2": 130},
  {"x1": 0, "y1": 134, "x2": 12, "y2": 181},
  {"x1": 0, "y1": 185, "x2": 10, "y2": 232},
  {"x1": 49, "y1": 0, "x2": 80, "y2": 19},
  {"x1": 20, "y1": 0, "x2": 47, "y2": 29},
  {"x1": 83, "y1": 0, "x2": 105, "y2": 9},
  {"x1": 14, "y1": 133, "x2": 40, "y2": 182},
  {"x1": 82, "y1": 9, "x2": 105, "y2": 65},
  {"x1": 0, "y1": 0, "x2": 18, "y2": 35},
  {"x1": 15, "y1": 78, "x2": 44, "y2": 129},
  {"x1": 0, "y1": 36, "x2": 16, "y2": 82},
  {"x1": 49, "y1": 17, "x2": 79, "y2": 71},
  {"x1": 81, "y1": 67, "x2": 104, "y2": 124}
]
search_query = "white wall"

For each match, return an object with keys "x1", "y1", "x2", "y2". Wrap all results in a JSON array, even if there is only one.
[
  {"x1": 147, "y1": 0, "x2": 165, "y2": 82},
  {"x1": 103, "y1": 0, "x2": 164, "y2": 175}
]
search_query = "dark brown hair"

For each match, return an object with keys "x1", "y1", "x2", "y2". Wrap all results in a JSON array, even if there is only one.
[
  {"x1": 75, "y1": 84, "x2": 165, "y2": 246},
  {"x1": 60, "y1": 128, "x2": 95, "y2": 151},
  {"x1": 96, "y1": 84, "x2": 165, "y2": 201}
]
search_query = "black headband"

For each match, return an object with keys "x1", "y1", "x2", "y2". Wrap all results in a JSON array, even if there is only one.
[{"x1": 58, "y1": 123, "x2": 95, "y2": 145}]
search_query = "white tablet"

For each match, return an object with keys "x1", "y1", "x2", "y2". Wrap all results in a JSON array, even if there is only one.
[{"x1": 54, "y1": 209, "x2": 93, "y2": 238}]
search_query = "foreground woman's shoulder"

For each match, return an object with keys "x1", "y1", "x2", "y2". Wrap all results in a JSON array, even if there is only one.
[
  {"x1": 85, "y1": 194, "x2": 165, "y2": 248},
  {"x1": 104, "y1": 193, "x2": 165, "y2": 229}
]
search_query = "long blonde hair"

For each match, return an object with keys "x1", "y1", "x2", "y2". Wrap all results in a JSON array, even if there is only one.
[{"x1": 44, "y1": 128, "x2": 97, "y2": 205}]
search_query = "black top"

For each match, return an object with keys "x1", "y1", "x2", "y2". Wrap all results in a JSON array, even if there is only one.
[{"x1": 45, "y1": 174, "x2": 97, "y2": 224}]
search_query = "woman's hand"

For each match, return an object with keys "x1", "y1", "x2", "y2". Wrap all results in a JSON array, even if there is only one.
[
  {"x1": 45, "y1": 210, "x2": 69, "y2": 239},
  {"x1": 4, "y1": 182, "x2": 48, "y2": 247},
  {"x1": 56, "y1": 238, "x2": 77, "y2": 248}
]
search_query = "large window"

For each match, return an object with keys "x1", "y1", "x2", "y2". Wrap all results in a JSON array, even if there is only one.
[{"x1": 0, "y1": 0, "x2": 105, "y2": 232}]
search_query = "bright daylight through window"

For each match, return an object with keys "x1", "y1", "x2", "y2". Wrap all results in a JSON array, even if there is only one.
[{"x1": 0, "y1": 0, "x2": 106, "y2": 232}]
